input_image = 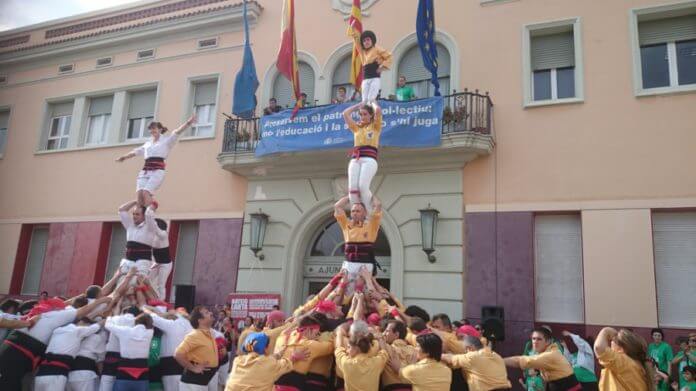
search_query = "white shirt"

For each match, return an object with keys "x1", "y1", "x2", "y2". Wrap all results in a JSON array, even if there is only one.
[
  {"x1": 152, "y1": 225, "x2": 169, "y2": 249},
  {"x1": 105, "y1": 319, "x2": 153, "y2": 359},
  {"x1": 45, "y1": 323, "x2": 101, "y2": 357},
  {"x1": 19, "y1": 307, "x2": 77, "y2": 344},
  {"x1": 0, "y1": 311, "x2": 21, "y2": 341},
  {"x1": 151, "y1": 314, "x2": 192, "y2": 357},
  {"x1": 132, "y1": 133, "x2": 179, "y2": 160},
  {"x1": 119, "y1": 207, "x2": 158, "y2": 247},
  {"x1": 76, "y1": 329, "x2": 108, "y2": 361},
  {"x1": 105, "y1": 314, "x2": 135, "y2": 353},
  {"x1": 563, "y1": 333, "x2": 596, "y2": 375}
]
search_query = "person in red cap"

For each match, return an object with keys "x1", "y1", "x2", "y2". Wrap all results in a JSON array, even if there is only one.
[{"x1": 262, "y1": 310, "x2": 293, "y2": 358}]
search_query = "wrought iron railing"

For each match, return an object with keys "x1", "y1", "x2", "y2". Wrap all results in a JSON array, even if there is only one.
[{"x1": 221, "y1": 90, "x2": 493, "y2": 154}]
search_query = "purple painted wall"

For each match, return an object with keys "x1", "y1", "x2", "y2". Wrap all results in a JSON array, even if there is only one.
[
  {"x1": 465, "y1": 212, "x2": 535, "y2": 358},
  {"x1": 192, "y1": 218, "x2": 243, "y2": 305}
]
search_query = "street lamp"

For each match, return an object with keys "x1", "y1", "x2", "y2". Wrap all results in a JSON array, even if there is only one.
[
  {"x1": 419, "y1": 205, "x2": 439, "y2": 263},
  {"x1": 249, "y1": 210, "x2": 269, "y2": 260}
]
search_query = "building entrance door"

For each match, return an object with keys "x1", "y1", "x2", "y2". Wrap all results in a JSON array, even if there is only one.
[{"x1": 302, "y1": 216, "x2": 391, "y2": 299}]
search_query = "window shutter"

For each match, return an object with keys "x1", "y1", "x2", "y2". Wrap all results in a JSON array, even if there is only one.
[
  {"x1": 332, "y1": 55, "x2": 352, "y2": 88},
  {"x1": 21, "y1": 227, "x2": 49, "y2": 295},
  {"x1": 128, "y1": 90, "x2": 156, "y2": 119},
  {"x1": 531, "y1": 31, "x2": 575, "y2": 70},
  {"x1": 105, "y1": 224, "x2": 126, "y2": 279},
  {"x1": 173, "y1": 221, "x2": 199, "y2": 285},
  {"x1": 194, "y1": 81, "x2": 217, "y2": 106},
  {"x1": 273, "y1": 62, "x2": 315, "y2": 107},
  {"x1": 639, "y1": 15, "x2": 696, "y2": 46},
  {"x1": 652, "y1": 212, "x2": 696, "y2": 328},
  {"x1": 89, "y1": 96, "x2": 113, "y2": 116},
  {"x1": 298, "y1": 62, "x2": 315, "y2": 104},
  {"x1": 52, "y1": 101, "x2": 74, "y2": 117},
  {"x1": 397, "y1": 43, "x2": 450, "y2": 83},
  {"x1": 534, "y1": 215, "x2": 584, "y2": 323}
]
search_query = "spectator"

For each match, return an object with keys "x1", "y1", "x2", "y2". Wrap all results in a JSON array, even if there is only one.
[
  {"x1": 673, "y1": 334, "x2": 696, "y2": 390},
  {"x1": 298, "y1": 92, "x2": 308, "y2": 107},
  {"x1": 395, "y1": 75, "x2": 416, "y2": 101},
  {"x1": 519, "y1": 368, "x2": 545, "y2": 391},
  {"x1": 332, "y1": 86, "x2": 348, "y2": 104},
  {"x1": 673, "y1": 366, "x2": 696, "y2": 391},
  {"x1": 561, "y1": 330, "x2": 599, "y2": 390},
  {"x1": 262, "y1": 98, "x2": 281, "y2": 116},
  {"x1": 40, "y1": 291, "x2": 49, "y2": 301},
  {"x1": 649, "y1": 328, "x2": 673, "y2": 391}
]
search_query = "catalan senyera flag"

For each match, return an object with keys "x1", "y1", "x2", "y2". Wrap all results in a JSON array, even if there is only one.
[
  {"x1": 347, "y1": 0, "x2": 363, "y2": 92},
  {"x1": 276, "y1": 0, "x2": 301, "y2": 118}
]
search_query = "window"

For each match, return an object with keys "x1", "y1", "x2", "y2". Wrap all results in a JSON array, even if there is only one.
[
  {"x1": 137, "y1": 49, "x2": 155, "y2": 61},
  {"x1": 534, "y1": 215, "x2": 584, "y2": 323},
  {"x1": 46, "y1": 101, "x2": 73, "y2": 150},
  {"x1": 0, "y1": 110, "x2": 8, "y2": 155},
  {"x1": 127, "y1": 89, "x2": 156, "y2": 140},
  {"x1": 272, "y1": 61, "x2": 315, "y2": 108},
  {"x1": 58, "y1": 64, "x2": 74, "y2": 74},
  {"x1": 197, "y1": 37, "x2": 218, "y2": 49},
  {"x1": 96, "y1": 56, "x2": 113, "y2": 67},
  {"x1": 21, "y1": 226, "x2": 49, "y2": 295},
  {"x1": 638, "y1": 13, "x2": 696, "y2": 90},
  {"x1": 85, "y1": 95, "x2": 113, "y2": 145},
  {"x1": 0, "y1": 75, "x2": 6, "y2": 85},
  {"x1": 524, "y1": 18, "x2": 583, "y2": 106},
  {"x1": 652, "y1": 212, "x2": 696, "y2": 328},
  {"x1": 331, "y1": 55, "x2": 356, "y2": 102},
  {"x1": 105, "y1": 223, "x2": 126, "y2": 280},
  {"x1": 190, "y1": 80, "x2": 217, "y2": 137},
  {"x1": 397, "y1": 43, "x2": 451, "y2": 97},
  {"x1": 172, "y1": 221, "x2": 199, "y2": 286}
]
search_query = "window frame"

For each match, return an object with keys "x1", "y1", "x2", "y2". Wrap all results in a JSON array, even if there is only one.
[
  {"x1": 127, "y1": 116, "x2": 154, "y2": 140},
  {"x1": 184, "y1": 75, "x2": 220, "y2": 139},
  {"x1": 85, "y1": 113, "x2": 111, "y2": 146},
  {"x1": 522, "y1": 17, "x2": 584, "y2": 108},
  {"x1": 46, "y1": 114, "x2": 72, "y2": 150},
  {"x1": 630, "y1": 2, "x2": 696, "y2": 97},
  {"x1": 0, "y1": 107, "x2": 10, "y2": 157}
]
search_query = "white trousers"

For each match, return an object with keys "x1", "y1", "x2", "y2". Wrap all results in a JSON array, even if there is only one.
[
  {"x1": 148, "y1": 262, "x2": 173, "y2": 299},
  {"x1": 341, "y1": 261, "x2": 374, "y2": 296},
  {"x1": 217, "y1": 361, "x2": 230, "y2": 390},
  {"x1": 119, "y1": 258, "x2": 152, "y2": 277},
  {"x1": 99, "y1": 374, "x2": 115, "y2": 391},
  {"x1": 136, "y1": 169, "x2": 166, "y2": 194},
  {"x1": 68, "y1": 370, "x2": 98, "y2": 391},
  {"x1": 161, "y1": 375, "x2": 181, "y2": 391},
  {"x1": 348, "y1": 157, "x2": 378, "y2": 215},
  {"x1": 361, "y1": 78, "x2": 380, "y2": 103},
  {"x1": 35, "y1": 375, "x2": 67, "y2": 391}
]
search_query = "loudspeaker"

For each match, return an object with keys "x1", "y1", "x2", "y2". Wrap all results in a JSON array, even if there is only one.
[
  {"x1": 481, "y1": 306, "x2": 505, "y2": 341},
  {"x1": 174, "y1": 285, "x2": 196, "y2": 312}
]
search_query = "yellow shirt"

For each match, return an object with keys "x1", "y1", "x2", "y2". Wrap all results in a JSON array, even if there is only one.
[
  {"x1": 281, "y1": 333, "x2": 334, "y2": 374},
  {"x1": 335, "y1": 210, "x2": 382, "y2": 244},
  {"x1": 307, "y1": 332, "x2": 336, "y2": 377},
  {"x1": 292, "y1": 295, "x2": 320, "y2": 317},
  {"x1": 597, "y1": 348, "x2": 648, "y2": 391},
  {"x1": 225, "y1": 353, "x2": 293, "y2": 391},
  {"x1": 518, "y1": 344, "x2": 574, "y2": 382},
  {"x1": 450, "y1": 348, "x2": 512, "y2": 391},
  {"x1": 334, "y1": 347, "x2": 388, "y2": 391},
  {"x1": 351, "y1": 31, "x2": 393, "y2": 70},
  {"x1": 400, "y1": 358, "x2": 452, "y2": 391},
  {"x1": 348, "y1": 110, "x2": 382, "y2": 148},
  {"x1": 441, "y1": 331, "x2": 467, "y2": 354},
  {"x1": 263, "y1": 323, "x2": 292, "y2": 355},
  {"x1": 381, "y1": 339, "x2": 417, "y2": 387},
  {"x1": 175, "y1": 328, "x2": 219, "y2": 368}
]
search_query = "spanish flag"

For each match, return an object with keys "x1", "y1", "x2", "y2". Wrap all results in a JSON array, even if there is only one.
[
  {"x1": 347, "y1": 0, "x2": 363, "y2": 92},
  {"x1": 276, "y1": 0, "x2": 301, "y2": 117}
]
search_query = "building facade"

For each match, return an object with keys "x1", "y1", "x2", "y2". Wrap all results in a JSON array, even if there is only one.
[{"x1": 1, "y1": 0, "x2": 695, "y2": 355}]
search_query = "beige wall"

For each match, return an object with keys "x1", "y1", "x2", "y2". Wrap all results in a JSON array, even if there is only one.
[
  {"x1": 581, "y1": 209, "x2": 658, "y2": 327},
  {"x1": 0, "y1": 223, "x2": 21, "y2": 293}
]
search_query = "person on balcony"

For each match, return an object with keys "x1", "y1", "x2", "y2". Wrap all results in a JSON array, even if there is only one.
[
  {"x1": 115, "y1": 115, "x2": 196, "y2": 208},
  {"x1": 332, "y1": 86, "x2": 348, "y2": 104},
  {"x1": 262, "y1": 98, "x2": 282, "y2": 116},
  {"x1": 396, "y1": 75, "x2": 416, "y2": 101},
  {"x1": 350, "y1": 30, "x2": 392, "y2": 104},
  {"x1": 342, "y1": 100, "x2": 382, "y2": 216}
]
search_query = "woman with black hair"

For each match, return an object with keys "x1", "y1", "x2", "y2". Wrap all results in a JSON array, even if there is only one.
[
  {"x1": 350, "y1": 30, "x2": 392, "y2": 104},
  {"x1": 398, "y1": 333, "x2": 452, "y2": 390}
]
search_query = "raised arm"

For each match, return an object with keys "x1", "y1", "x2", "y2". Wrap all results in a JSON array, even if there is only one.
[
  {"x1": 334, "y1": 196, "x2": 350, "y2": 217},
  {"x1": 116, "y1": 151, "x2": 137, "y2": 162},
  {"x1": 101, "y1": 269, "x2": 124, "y2": 298},
  {"x1": 342, "y1": 103, "x2": 362, "y2": 131},
  {"x1": 594, "y1": 327, "x2": 617, "y2": 357},
  {"x1": 76, "y1": 296, "x2": 112, "y2": 319},
  {"x1": 119, "y1": 200, "x2": 138, "y2": 213},
  {"x1": 172, "y1": 114, "x2": 196, "y2": 136}
]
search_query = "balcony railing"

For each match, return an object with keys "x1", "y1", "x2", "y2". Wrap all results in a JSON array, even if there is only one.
[{"x1": 222, "y1": 90, "x2": 493, "y2": 154}]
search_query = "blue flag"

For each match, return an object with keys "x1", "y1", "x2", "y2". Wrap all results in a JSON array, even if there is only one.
[
  {"x1": 416, "y1": 0, "x2": 440, "y2": 96},
  {"x1": 232, "y1": 0, "x2": 259, "y2": 118}
]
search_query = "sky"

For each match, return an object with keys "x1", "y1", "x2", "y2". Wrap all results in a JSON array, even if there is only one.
[{"x1": 0, "y1": 0, "x2": 143, "y2": 32}]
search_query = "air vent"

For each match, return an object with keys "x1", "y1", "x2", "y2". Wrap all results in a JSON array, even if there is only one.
[
  {"x1": 96, "y1": 56, "x2": 113, "y2": 67},
  {"x1": 58, "y1": 64, "x2": 74, "y2": 74},
  {"x1": 0, "y1": 75, "x2": 6, "y2": 85},
  {"x1": 137, "y1": 49, "x2": 155, "y2": 61},
  {"x1": 197, "y1": 37, "x2": 218, "y2": 49}
]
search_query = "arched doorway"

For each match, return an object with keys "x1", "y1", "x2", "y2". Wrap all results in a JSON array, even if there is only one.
[{"x1": 302, "y1": 216, "x2": 392, "y2": 298}]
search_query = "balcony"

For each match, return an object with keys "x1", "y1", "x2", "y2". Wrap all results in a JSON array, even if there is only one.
[{"x1": 218, "y1": 90, "x2": 495, "y2": 179}]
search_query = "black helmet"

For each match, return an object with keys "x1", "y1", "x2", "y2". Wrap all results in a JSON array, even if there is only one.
[{"x1": 360, "y1": 30, "x2": 377, "y2": 49}]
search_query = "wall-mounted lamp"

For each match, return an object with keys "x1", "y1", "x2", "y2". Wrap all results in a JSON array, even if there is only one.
[
  {"x1": 249, "y1": 210, "x2": 269, "y2": 260},
  {"x1": 419, "y1": 204, "x2": 439, "y2": 263}
]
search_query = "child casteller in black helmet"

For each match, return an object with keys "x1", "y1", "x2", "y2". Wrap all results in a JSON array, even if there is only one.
[{"x1": 351, "y1": 30, "x2": 392, "y2": 104}]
